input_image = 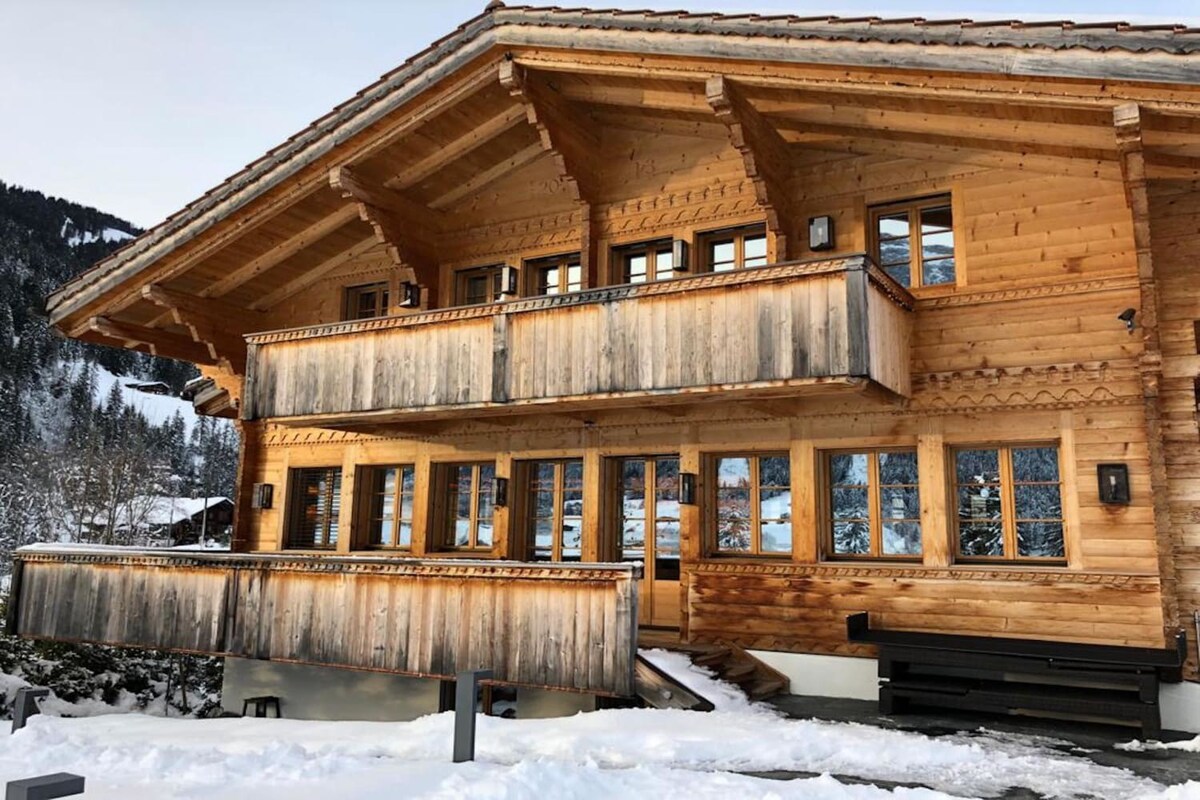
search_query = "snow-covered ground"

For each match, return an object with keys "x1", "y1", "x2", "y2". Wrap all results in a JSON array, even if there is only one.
[{"x1": 0, "y1": 650, "x2": 1196, "y2": 800}]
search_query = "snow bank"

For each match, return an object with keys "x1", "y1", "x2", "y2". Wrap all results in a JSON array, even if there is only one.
[
  {"x1": 1118, "y1": 735, "x2": 1200, "y2": 753},
  {"x1": 91, "y1": 364, "x2": 196, "y2": 430},
  {"x1": 0, "y1": 704, "x2": 1174, "y2": 800}
]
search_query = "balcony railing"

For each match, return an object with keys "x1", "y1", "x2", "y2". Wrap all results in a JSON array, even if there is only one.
[
  {"x1": 242, "y1": 254, "x2": 913, "y2": 426},
  {"x1": 8, "y1": 546, "x2": 640, "y2": 696}
]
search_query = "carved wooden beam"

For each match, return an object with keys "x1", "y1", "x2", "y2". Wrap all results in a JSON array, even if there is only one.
[
  {"x1": 500, "y1": 60, "x2": 601, "y2": 204},
  {"x1": 329, "y1": 165, "x2": 440, "y2": 303},
  {"x1": 1113, "y1": 102, "x2": 1178, "y2": 639},
  {"x1": 141, "y1": 285, "x2": 252, "y2": 371},
  {"x1": 707, "y1": 75, "x2": 795, "y2": 259},
  {"x1": 88, "y1": 317, "x2": 222, "y2": 366}
]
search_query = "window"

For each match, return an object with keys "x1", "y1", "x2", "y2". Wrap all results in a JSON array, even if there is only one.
[
  {"x1": 954, "y1": 445, "x2": 1065, "y2": 561},
  {"x1": 699, "y1": 225, "x2": 768, "y2": 272},
  {"x1": 614, "y1": 239, "x2": 673, "y2": 284},
  {"x1": 617, "y1": 456, "x2": 680, "y2": 580},
  {"x1": 456, "y1": 265, "x2": 504, "y2": 306},
  {"x1": 287, "y1": 467, "x2": 342, "y2": 549},
  {"x1": 870, "y1": 196, "x2": 955, "y2": 288},
  {"x1": 343, "y1": 282, "x2": 389, "y2": 321},
  {"x1": 712, "y1": 454, "x2": 791, "y2": 556},
  {"x1": 827, "y1": 450, "x2": 921, "y2": 559},
  {"x1": 359, "y1": 465, "x2": 415, "y2": 549},
  {"x1": 438, "y1": 462, "x2": 496, "y2": 550},
  {"x1": 524, "y1": 459, "x2": 584, "y2": 561},
  {"x1": 526, "y1": 253, "x2": 583, "y2": 296}
]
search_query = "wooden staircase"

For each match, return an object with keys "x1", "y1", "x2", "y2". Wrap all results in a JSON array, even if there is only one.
[{"x1": 639, "y1": 631, "x2": 790, "y2": 702}]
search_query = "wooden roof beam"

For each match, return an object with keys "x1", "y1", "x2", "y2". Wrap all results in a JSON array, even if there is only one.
[
  {"x1": 707, "y1": 75, "x2": 796, "y2": 260},
  {"x1": 500, "y1": 60, "x2": 601, "y2": 205},
  {"x1": 250, "y1": 235, "x2": 378, "y2": 311},
  {"x1": 330, "y1": 165, "x2": 441, "y2": 301},
  {"x1": 427, "y1": 142, "x2": 544, "y2": 210},
  {"x1": 88, "y1": 317, "x2": 223, "y2": 367},
  {"x1": 142, "y1": 284, "x2": 253, "y2": 372},
  {"x1": 387, "y1": 104, "x2": 527, "y2": 189}
]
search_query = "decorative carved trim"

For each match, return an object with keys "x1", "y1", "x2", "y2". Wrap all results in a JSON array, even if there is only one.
[
  {"x1": 601, "y1": 181, "x2": 759, "y2": 237},
  {"x1": 910, "y1": 361, "x2": 1141, "y2": 412},
  {"x1": 15, "y1": 547, "x2": 642, "y2": 582},
  {"x1": 690, "y1": 560, "x2": 1155, "y2": 587},
  {"x1": 917, "y1": 275, "x2": 1140, "y2": 310}
]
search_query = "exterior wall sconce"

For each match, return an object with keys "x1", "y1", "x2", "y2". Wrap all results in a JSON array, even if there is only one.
[
  {"x1": 672, "y1": 240, "x2": 690, "y2": 272},
  {"x1": 680, "y1": 472, "x2": 697, "y2": 505},
  {"x1": 493, "y1": 477, "x2": 509, "y2": 508},
  {"x1": 399, "y1": 281, "x2": 421, "y2": 308},
  {"x1": 1097, "y1": 463, "x2": 1131, "y2": 505},
  {"x1": 501, "y1": 266, "x2": 519, "y2": 297},
  {"x1": 1118, "y1": 308, "x2": 1137, "y2": 333},
  {"x1": 809, "y1": 215, "x2": 834, "y2": 251},
  {"x1": 250, "y1": 483, "x2": 274, "y2": 510}
]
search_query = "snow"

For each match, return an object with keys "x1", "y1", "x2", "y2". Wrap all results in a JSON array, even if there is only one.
[
  {"x1": 60, "y1": 217, "x2": 135, "y2": 248},
  {"x1": 0, "y1": 693, "x2": 1186, "y2": 799},
  {"x1": 88, "y1": 495, "x2": 230, "y2": 528},
  {"x1": 1118, "y1": 735, "x2": 1200, "y2": 753},
  {"x1": 91, "y1": 363, "x2": 196, "y2": 431}
]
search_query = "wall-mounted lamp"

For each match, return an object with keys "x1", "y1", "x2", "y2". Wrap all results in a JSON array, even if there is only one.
[
  {"x1": 501, "y1": 266, "x2": 519, "y2": 297},
  {"x1": 680, "y1": 472, "x2": 697, "y2": 505},
  {"x1": 493, "y1": 477, "x2": 509, "y2": 508},
  {"x1": 672, "y1": 240, "x2": 691, "y2": 273},
  {"x1": 1118, "y1": 308, "x2": 1137, "y2": 333},
  {"x1": 808, "y1": 215, "x2": 834, "y2": 252},
  {"x1": 1097, "y1": 463, "x2": 1131, "y2": 505},
  {"x1": 399, "y1": 281, "x2": 421, "y2": 308},
  {"x1": 250, "y1": 483, "x2": 274, "y2": 510}
]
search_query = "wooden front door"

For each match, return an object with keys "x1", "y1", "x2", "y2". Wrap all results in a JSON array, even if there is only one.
[{"x1": 611, "y1": 455, "x2": 681, "y2": 629}]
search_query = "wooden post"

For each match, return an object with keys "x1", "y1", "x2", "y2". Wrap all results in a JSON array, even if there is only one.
[{"x1": 918, "y1": 425, "x2": 951, "y2": 568}]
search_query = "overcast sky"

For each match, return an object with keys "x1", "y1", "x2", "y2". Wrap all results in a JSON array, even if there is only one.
[{"x1": 2, "y1": 0, "x2": 1196, "y2": 229}]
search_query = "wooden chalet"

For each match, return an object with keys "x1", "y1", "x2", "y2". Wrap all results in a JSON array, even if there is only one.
[{"x1": 13, "y1": 4, "x2": 1200, "y2": 727}]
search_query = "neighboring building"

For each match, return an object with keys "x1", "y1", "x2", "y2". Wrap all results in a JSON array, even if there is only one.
[
  {"x1": 86, "y1": 495, "x2": 234, "y2": 546},
  {"x1": 10, "y1": 6, "x2": 1200, "y2": 728}
]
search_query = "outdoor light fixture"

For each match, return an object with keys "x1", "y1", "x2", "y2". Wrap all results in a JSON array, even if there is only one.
[
  {"x1": 501, "y1": 266, "x2": 519, "y2": 297},
  {"x1": 808, "y1": 215, "x2": 834, "y2": 251},
  {"x1": 680, "y1": 472, "x2": 697, "y2": 505},
  {"x1": 1097, "y1": 464, "x2": 1131, "y2": 505},
  {"x1": 250, "y1": 483, "x2": 274, "y2": 510},
  {"x1": 1118, "y1": 308, "x2": 1137, "y2": 333},
  {"x1": 493, "y1": 477, "x2": 509, "y2": 508},
  {"x1": 399, "y1": 281, "x2": 421, "y2": 308},
  {"x1": 672, "y1": 240, "x2": 691, "y2": 272}
]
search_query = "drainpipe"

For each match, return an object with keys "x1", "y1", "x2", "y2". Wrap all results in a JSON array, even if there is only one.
[{"x1": 1194, "y1": 611, "x2": 1200, "y2": 671}]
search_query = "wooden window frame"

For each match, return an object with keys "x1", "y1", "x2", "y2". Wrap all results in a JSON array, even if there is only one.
[
  {"x1": 612, "y1": 238, "x2": 673, "y2": 285},
  {"x1": 868, "y1": 194, "x2": 956, "y2": 290},
  {"x1": 285, "y1": 466, "x2": 342, "y2": 550},
  {"x1": 822, "y1": 448, "x2": 921, "y2": 562},
  {"x1": 525, "y1": 252, "x2": 583, "y2": 297},
  {"x1": 518, "y1": 458, "x2": 584, "y2": 562},
  {"x1": 697, "y1": 224, "x2": 768, "y2": 273},
  {"x1": 434, "y1": 461, "x2": 496, "y2": 552},
  {"x1": 455, "y1": 265, "x2": 504, "y2": 306},
  {"x1": 708, "y1": 452, "x2": 792, "y2": 558},
  {"x1": 952, "y1": 443, "x2": 1066, "y2": 564},
  {"x1": 356, "y1": 464, "x2": 416, "y2": 550},
  {"x1": 342, "y1": 281, "x2": 390, "y2": 321}
]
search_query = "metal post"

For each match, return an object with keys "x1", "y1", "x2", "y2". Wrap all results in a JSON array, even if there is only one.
[
  {"x1": 5, "y1": 772, "x2": 85, "y2": 799},
  {"x1": 452, "y1": 669, "x2": 493, "y2": 763},
  {"x1": 11, "y1": 688, "x2": 48, "y2": 734}
]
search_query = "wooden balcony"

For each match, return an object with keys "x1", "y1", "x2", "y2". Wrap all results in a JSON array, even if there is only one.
[
  {"x1": 242, "y1": 255, "x2": 913, "y2": 429},
  {"x1": 7, "y1": 546, "x2": 640, "y2": 696}
]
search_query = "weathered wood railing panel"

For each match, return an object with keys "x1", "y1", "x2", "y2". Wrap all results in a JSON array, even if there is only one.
[
  {"x1": 9, "y1": 547, "x2": 640, "y2": 696},
  {"x1": 243, "y1": 255, "x2": 913, "y2": 423}
]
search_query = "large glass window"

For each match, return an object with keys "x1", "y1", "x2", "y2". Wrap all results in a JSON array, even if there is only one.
[
  {"x1": 712, "y1": 454, "x2": 792, "y2": 556},
  {"x1": 699, "y1": 225, "x2": 768, "y2": 272},
  {"x1": 343, "y1": 282, "x2": 389, "y2": 321},
  {"x1": 614, "y1": 239, "x2": 673, "y2": 284},
  {"x1": 439, "y1": 462, "x2": 496, "y2": 550},
  {"x1": 359, "y1": 464, "x2": 415, "y2": 549},
  {"x1": 286, "y1": 467, "x2": 342, "y2": 549},
  {"x1": 524, "y1": 459, "x2": 584, "y2": 561},
  {"x1": 617, "y1": 457, "x2": 681, "y2": 581},
  {"x1": 456, "y1": 265, "x2": 504, "y2": 305},
  {"x1": 954, "y1": 445, "x2": 1065, "y2": 561},
  {"x1": 827, "y1": 450, "x2": 921, "y2": 559},
  {"x1": 526, "y1": 253, "x2": 583, "y2": 296},
  {"x1": 870, "y1": 196, "x2": 955, "y2": 289}
]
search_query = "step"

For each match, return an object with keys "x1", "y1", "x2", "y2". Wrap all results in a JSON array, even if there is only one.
[
  {"x1": 691, "y1": 648, "x2": 733, "y2": 668},
  {"x1": 747, "y1": 677, "x2": 787, "y2": 700},
  {"x1": 719, "y1": 662, "x2": 757, "y2": 684}
]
